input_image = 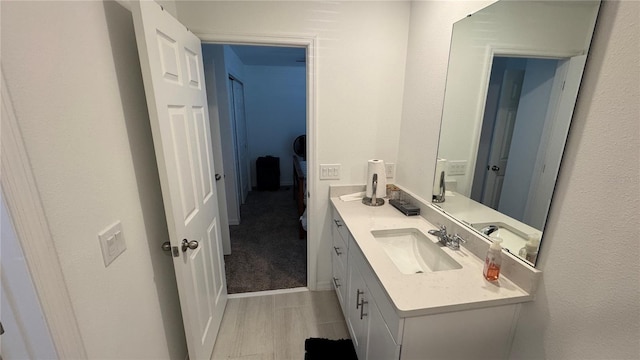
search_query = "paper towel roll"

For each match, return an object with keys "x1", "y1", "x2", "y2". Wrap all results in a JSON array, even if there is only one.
[
  {"x1": 433, "y1": 158, "x2": 447, "y2": 197},
  {"x1": 366, "y1": 159, "x2": 386, "y2": 198}
]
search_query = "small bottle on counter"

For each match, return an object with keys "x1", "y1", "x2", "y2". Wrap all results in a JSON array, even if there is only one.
[
  {"x1": 518, "y1": 235, "x2": 540, "y2": 264},
  {"x1": 483, "y1": 238, "x2": 503, "y2": 281}
]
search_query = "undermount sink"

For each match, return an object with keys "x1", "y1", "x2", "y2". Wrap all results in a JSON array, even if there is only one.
[{"x1": 371, "y1": 228, "x2": 462, "y2": 275}]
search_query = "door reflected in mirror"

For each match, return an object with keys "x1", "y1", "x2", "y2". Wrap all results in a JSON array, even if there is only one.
[{"x1": 432, "y1": 0, "x2": 600, "y2": 265}]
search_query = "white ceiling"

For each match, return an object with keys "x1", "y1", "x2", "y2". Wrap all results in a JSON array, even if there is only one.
[{"x1": 229, "y1": 45, "x2": 306, "y2": 67}]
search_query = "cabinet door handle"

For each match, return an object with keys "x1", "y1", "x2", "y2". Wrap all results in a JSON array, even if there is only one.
[
  {"x1": 356, "y1": 289, "x2": 364, "y2": 309},
  {"x1": 332, "y1": 277, "x2": 341, "y2": 288},
  {"x1": 334, "y1": 219, "x2": 342, "y2": 227},
  {"x1": 333, "y1": 246, "x2": 342, "y2": 256},
  {"x1": 359, "y1": 300, "x2": 368, "y2": 320}
]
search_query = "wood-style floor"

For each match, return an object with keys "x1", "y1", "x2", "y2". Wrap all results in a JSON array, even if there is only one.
[{"x1": 211, "y1": 290, "x2": 350, "y2": 360}]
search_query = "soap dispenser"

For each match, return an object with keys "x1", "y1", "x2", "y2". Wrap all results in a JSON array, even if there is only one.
[{"x1": 483, "y1": 238, "x2": 503, "y2": 281}]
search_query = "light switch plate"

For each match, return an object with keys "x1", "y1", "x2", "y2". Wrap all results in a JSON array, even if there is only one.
[
  {"x1": 320, "y1": 164, "x2": 341, "y2": 180},
  {"x1": 385, "y1": 163, "x2": 395, "y2": 178},
  {"x1": 447, "y1": 160, "x2": 467, "y2": 176},
  {"x1": 98, "y1": 221, "x2": 126, "y2": 267}
]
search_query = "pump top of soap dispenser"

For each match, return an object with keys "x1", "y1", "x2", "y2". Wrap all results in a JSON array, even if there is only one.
[
  {"x1": 525, "y1": 235, "x2": 540, "y2": 251},
  {"x1": 523, "y1": 235, "x2": 540, "y2": 263},
  {"x1": 489, "y1": 238, "x2": 503, "y2": 251}
]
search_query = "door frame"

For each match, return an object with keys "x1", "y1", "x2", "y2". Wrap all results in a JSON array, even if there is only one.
[
  {"x1": 1, "y1": 69, "x2": 87, "y2": 358},
  {"x1": 227, "y1": 75, "x2": 250, "y2": 204},
  {"x1": 197, "y1": 32, "x2": 318, "y2": 290},
  {"x1": 466, "y1": 46, "x2": 583, "y2": 196}
]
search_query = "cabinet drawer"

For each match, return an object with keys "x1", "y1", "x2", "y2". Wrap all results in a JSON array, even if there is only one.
[
  {"x1": 332, "y1": 209, "x2": 349, "y2": 245},
  {"x1": 332, "y1": 249, "x2": 347, "y2": 310},
  {"x1": 349, "y1": 236, "x2": 404, "y2": 344}
]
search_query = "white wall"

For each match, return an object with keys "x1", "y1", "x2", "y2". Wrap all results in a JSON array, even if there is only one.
[
  {"x1": 244, "y1": 65, "x2": 306, "y2": 187},
  {"x1": 176, "y1": 0, "x2": 410, "y2": 288},
  {"x1": 396, "y1": 0, "x2": 494, "y2": 199},
  {"x1": 399, "y1": 0, "x2": 640, "y2": 358},
  {"x1": 1, "y1": 1, "x2": 186, "y2": 358}
]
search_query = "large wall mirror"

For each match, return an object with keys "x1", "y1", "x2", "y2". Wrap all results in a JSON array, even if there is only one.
[{"x1": 432, "y1": 0, "x2": 600, "y2": 266}]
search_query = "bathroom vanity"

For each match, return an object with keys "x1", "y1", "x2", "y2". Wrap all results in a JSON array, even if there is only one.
[{"x1": 330, "y1": 186, "x2": 540, "y2": 360}]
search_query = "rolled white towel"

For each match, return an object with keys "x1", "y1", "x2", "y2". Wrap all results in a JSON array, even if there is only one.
[{"x1": 339, "y1": 192, "x2": 365, "y2": 202}]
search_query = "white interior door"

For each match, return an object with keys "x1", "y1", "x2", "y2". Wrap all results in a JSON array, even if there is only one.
[
  {"x1": 481, "y1": 69, "x2": 525, "y2": 209},
  {"x1": 131, "y1": 2, "x2": 227, "y2": 359}
]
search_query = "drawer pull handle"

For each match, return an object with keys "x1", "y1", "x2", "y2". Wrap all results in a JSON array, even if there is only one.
[
  {"x1": 333, "y1": 277, "x2": 341, "y2": 288},
  {"x1": 333, "y1": 246, "x2": 342, "y2": 256},
  {"x1": 356, "y1": 289, "x2": 364, "y2": 309},
  {"x1": 334, "y1": 219, "x2": 342, "y2": 227},
  {"x1": 359, "y1": 300, "x2": 368, "y2": 320}
]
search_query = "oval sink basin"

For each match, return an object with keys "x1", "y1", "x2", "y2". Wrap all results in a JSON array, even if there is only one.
[{"x1": 371, "y1": 228, "x2": 462, "y2": 275}]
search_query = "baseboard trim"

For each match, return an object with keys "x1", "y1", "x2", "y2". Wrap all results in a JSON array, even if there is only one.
[
  {"x1": 228, "y1": 287, "x2": 308, "y2": 299},
  {"x1": 315, "y1": 280, "x2": 332, "y2": 291}
]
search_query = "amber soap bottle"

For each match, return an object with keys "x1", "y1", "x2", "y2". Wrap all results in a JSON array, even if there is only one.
[{"x1": 483, "y1": 238, "x2": 503, "y2": 281}]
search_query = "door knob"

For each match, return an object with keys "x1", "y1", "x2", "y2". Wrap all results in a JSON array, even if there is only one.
[
  {"x1": 215, "y1": 174, "x2": 222, "y2": 181},
  {"x1": 181, "y1": 239, "x2": 199, "y2": 252},
  {"x1": 161, "y1": 241, "x2": 171, "y2": 252},
  {"x1": 491, "y1": 165, "x2": 500, "y2": 172}
]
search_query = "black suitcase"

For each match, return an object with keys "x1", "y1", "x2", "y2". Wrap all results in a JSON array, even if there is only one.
[{"x1": 256, "y1": 156, "x2": 280, "y2": 191}]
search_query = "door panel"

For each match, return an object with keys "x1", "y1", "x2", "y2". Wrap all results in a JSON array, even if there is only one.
[
  {"x1": 132, "y1": 2, "x2": 227, "y2": 359},
  {"x1": 482, "y1": 69, "x2": 524, "y2": 209}
]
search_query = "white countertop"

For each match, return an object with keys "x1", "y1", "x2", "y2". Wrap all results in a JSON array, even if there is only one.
[
  {"x1": 435, "y1": 191, "x2": 542, "y2": 233},
  {"x1": 331, "y1": 196, "x2": 534, "y2": 317}
]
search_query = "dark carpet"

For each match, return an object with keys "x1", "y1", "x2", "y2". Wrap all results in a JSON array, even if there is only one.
[
  {"x1": 304, "y1": 338, "x2": 358, "y2": 360},
  {"x1": 225, "y1": 187, "x2": 307, "y2": 294}
]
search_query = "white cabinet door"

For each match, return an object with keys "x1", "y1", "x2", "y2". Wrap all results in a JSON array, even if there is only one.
[
  {"x1": 347, "y1": 253, "x2": 368, "y2": 360},
  {"x1": 367, "y1": 304, "x2": 401, "y2": 360}
]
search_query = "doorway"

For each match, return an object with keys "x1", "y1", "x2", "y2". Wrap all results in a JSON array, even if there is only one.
[{"x1": 202, "y1": 44, "x2": 308, "y2": 294}]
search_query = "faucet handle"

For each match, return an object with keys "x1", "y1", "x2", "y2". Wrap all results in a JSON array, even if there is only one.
[
  {"x1": 453, "y1": 234, "x2": 466, "y2": 243},
  {"x1": 450, "y1": 234, "x2": 466, "y2": 250}
]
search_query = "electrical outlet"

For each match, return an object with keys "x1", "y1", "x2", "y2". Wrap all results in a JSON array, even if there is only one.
[
  {"x1": 447, "y1": 160, "x2": 467, "y2": 176},
  {"x1": 385, "y1": 163, "x2": 395, "y2": 178},
  {"x1": 320, "y1": 164, "x2": 341, "y2": 180}
]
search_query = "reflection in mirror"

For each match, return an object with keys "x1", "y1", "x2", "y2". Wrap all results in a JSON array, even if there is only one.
[{"x1": 432, "y1": 0, "x2": 600, "y2": 266}]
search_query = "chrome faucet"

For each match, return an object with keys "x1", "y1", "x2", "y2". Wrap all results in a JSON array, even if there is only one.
[
  {"x1": 371, "y1": 173, "x2": 378, "y2": 204},
  {"x1": 428, "y1": 224, "x2": 449, "y2": 246},
  {"x1": 362, "y1": 173, "x2": 384, "y2": 206},
  {"x1": 432, "y1": 170, "x2": 446, "y2": 203},
  {"x1": 428, "y1": 225, "x2": 466, "y2": 250},
  {"x1": 480, "y1": 224, "x2": 499, "y2": 236}
]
